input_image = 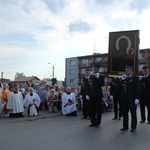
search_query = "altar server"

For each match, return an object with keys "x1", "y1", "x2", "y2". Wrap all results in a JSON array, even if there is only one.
[
  {"x1": 62, "y1": 86, "x2": 77, "y2": 116},
  {"x1": 24, "y1": 87, "x2": 41, "y2": 116}
]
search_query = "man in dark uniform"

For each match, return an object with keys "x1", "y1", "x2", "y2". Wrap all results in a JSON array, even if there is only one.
[
  {"x1": 110, "y1": 77, "x2": 122, "y2": 120},
  {"x1": 88, "y1": 63, "x2": 104, "y2": 127},
  {"x1": 80, "y1": 68, "x2": 91, "y2": 119},
  {"x1": 139, "y1": 66, "x2": 150, "y2": 124},
  {"x1": 120, "y1": 66, "x2": 140, "y2": 132}
]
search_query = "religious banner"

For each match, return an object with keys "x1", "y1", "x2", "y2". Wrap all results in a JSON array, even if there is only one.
[{"x1": 108, "y1": 30, "x2": 139, "y2": 76}]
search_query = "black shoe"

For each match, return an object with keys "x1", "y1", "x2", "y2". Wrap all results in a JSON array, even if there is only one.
[
  {"x1": 140, "y1": 120, "x2": 145, "y2": 123},
  {"x1": 81, "y1": 117, "x2": 87, "y2": 119},
  {"x1": 130, "y1": 129, "x2": 136, "y2": 132},
  {"x1": 148, "y1": 121, "x2": 150, "y2": 124},
  {"x1": 18, "y1": 113, "x2": 24, "y2": 117},
  {"x1": 112, "y1": 117, "x2": 118, "y2": 120},
  {"x1": 120, "y1": 128, "x2": 128, "y2": 131},
  {"x1": 95, "y1": 124, "x2": 100, "y2": 127},
  {"x1": 118, "y1": 117, "x2": 122, "y2": 120},
  {"x1": 89, "y1": 124, "x2": 95, "y2": 127}
]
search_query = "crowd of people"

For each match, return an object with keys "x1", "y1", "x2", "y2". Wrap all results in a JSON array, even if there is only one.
[
  {"x1": 0, "y1": 80, "x2": 80, "y2": 118},
  {"x1": 0, "y1": 65, "x2": 150, "y2": 133}
]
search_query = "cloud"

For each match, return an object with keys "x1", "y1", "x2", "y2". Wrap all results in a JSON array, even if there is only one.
[
  {"x1": 68, "y1": 20, "x2": 94, "y2": 33},
  {"x1": 129, "y1": 0, "x2": 150, "y2": 13},
  {"x1": 94, "y1": 0, "x2": 114, "y2": 5},
  {"x1": 43, "y1": 0, "x2": 67, "y2": 13},
  {"x1": 0, "y1": 0, "x2": 150, "y2": 81}
]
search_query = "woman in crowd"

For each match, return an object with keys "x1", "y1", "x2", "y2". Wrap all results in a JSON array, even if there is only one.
[
  {"x1": 47, "y1": 89, "x2": 58, "y2": 113},
  {"x1": 37, "y1": 85, "x2": 46, "y2": 110}
]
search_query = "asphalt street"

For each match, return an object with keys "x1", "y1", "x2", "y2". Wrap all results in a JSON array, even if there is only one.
[{"x1": 0, "y1": 107, "x2": 150, "y2": 150}]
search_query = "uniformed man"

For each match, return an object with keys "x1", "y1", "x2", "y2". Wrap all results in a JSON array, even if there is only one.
[
  {"x1": 120, "y1": 66, "x2": 140, "y2": 132},
  {"x1": 139, "y1": 66, "x2": 150, "y2": 124},
  {"x1": 110, "y1": 77, "x2": 122, "y2": 120},
  {"x1": 80, "y1": 68, "x2": 91, "y2": 119},
  {"x1": 88, "y1": 63, "x2": 104, "y2": 127}
]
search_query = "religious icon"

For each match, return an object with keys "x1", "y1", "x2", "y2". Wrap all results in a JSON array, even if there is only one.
[{"x1": 108, "y1": 30, "x2": 139, "y2": 76}]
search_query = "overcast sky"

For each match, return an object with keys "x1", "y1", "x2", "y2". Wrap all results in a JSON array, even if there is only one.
[{"x1": 0, "y1": 0, "x2": 150, "y2": 81}]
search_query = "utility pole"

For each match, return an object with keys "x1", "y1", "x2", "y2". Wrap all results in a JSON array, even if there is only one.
[{"x1": 48, "y1": 63, "x2": 55, "y2": 79}]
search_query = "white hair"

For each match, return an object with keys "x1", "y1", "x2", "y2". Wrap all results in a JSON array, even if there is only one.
[{"x1": 29, "y1": 87, "x2": 33, "y2": 91}]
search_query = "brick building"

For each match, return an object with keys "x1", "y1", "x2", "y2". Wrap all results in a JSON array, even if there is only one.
[{"x1": 65, "y1": 48, "x2": 150, "y2": 87}]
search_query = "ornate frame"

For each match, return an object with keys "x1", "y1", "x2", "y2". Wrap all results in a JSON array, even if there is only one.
[{"x1": 108, "y1": 30, "x2": 139, "y2": 75}]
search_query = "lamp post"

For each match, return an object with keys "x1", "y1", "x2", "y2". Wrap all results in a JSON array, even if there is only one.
[{"x1": 48, "y1": 63, "x2": 54, "y2": 78}]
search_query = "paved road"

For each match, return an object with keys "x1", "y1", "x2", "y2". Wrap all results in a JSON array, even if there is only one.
[{"x1": 0, "y1": 107, "x2": 150, "y2": 150}]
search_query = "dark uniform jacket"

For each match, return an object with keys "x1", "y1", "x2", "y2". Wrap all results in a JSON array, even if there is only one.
[
  {"x1": 121, "y1": 75, "x2": 140, "y2": 101},
  {"x1": 89, "y1": 74, "x2": 104, "y2": 98},
  {"x1": 80, "y1": 76, "x2": 90, "y2": 97},
  {"x1": 110, "y1": 77, "x2": 121, "y2": 96},
  {"x1": 140, "y1": 74, "x2": 150, "y2": 99}
]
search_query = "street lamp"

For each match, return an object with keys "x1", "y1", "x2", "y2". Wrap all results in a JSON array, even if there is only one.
[{"x1": 48, "y1": 62, "x2": 54, "y2": 78}]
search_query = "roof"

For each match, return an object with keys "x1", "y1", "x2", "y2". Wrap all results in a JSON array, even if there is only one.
[{"x1": 13, "y1": 76, "x2": 40, "y2": 83}]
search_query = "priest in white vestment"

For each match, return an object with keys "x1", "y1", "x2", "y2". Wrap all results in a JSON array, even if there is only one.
[
  {"x1": 24, "y1": 87, "x2": 41, "y2": 116},
  {"x1": 7, "y1": 84, "x2": 24, "y2": 118},
  {"x1": 62, "y1": 86, "x2": 77, "y2": 116}
]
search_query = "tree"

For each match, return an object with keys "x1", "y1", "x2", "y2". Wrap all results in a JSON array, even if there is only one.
[
  {"x1": 14, "y1": 72, "x2": 25, "y2": 80},
  {"x1": 51, "y1": 78, "x2": 57, "y2": 86}
]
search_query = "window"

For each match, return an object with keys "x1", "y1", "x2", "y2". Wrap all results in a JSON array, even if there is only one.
[
  {"x1": 70, "y1": 79, "x2": 76, "y2": 84},
  {"x1": 99, "y1": 67, "x2": 107, "y2": 72},
  {"x1": 82, "y1": 59, "x2": 88, "y2": 65},
  {"x1": 70, "y1": 60, "x2": 77, "y2": 65},
  {"x1": 104, "y1": 67, "x2": 107, "y2": 72},
  {"x1": 104, "y1": 57, "x2": 108, "y2": 63},
  {"x1": 99, "y1": 67, "x2": 105, "y2": 72},
  {"x1": 70, "y1": 70, "x2": 76, "y2": 75},
  {"x1": 139, "y1": 53, "x2": 144, "y2": 59},
  {"x1": 81, "y1": 69, "x2": 85, "y2": 74},
  {"x1": 139, "y1": 64, "x2": 145, "y2": 70},
  {"x1": 96, "y1": 57, "x2": 103, "y2": 63}
]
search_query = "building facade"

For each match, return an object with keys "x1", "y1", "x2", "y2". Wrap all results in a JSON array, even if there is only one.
[
  {"x1": 65, "y1": 49, "x2": 150, "y2": 87},
  {"x1": 139, "y1": 48, "x2": 150, "y2": 72},
  {"x1": 65, "y1": 57, "x2": 79, "y2": 87}
]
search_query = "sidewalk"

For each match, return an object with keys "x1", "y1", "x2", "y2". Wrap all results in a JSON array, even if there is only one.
[
  {"x1": 0, "y1": 109, "x2": 62, "y2": 123},
  {"x1": 25, "y1": 109, "x2": 62, "y2": 120},
  {"x1": 0, "y1": 109, "x2": 83, "y2": 124}
]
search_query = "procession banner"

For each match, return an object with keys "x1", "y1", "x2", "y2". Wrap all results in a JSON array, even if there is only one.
[{"x1": 108, "y1": 30, "x2": 139, "y2": 76}]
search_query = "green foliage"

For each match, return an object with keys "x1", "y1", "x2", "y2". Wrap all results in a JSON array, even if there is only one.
[
  {"x1": 14, "y1": 72, "x2": 25, "y2": 80},
  {"x1": 51, "y1": 78, "x2": 57, "y2": 86}
]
